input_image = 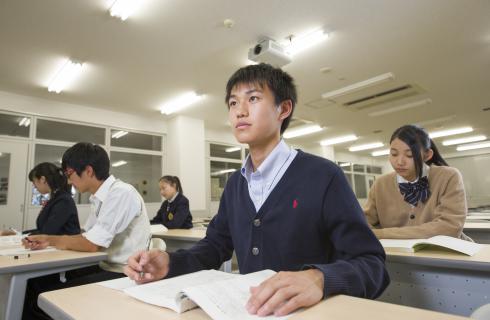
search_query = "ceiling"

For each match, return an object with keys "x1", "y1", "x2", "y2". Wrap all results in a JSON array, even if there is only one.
[{"x1": 0, "y1": 0, "x2": 489, "y2": 156}]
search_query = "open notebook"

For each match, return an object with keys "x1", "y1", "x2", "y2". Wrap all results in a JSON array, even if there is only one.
[
  {"x1": 379, "y1": 235, "x2": 482, "y2": 256},
  {"x1": 98, "y1": 269, "x2": 289, "y2": 320}
]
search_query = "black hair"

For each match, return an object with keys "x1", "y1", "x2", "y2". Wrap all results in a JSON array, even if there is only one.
[
  {"x1": 29, "y1": 162, "x2": 70, "y2": 198},
  {"x1": 390, "y1": 125, "x2": 448, "y2": 178},
  {"x1": 61, "y1": 142, "x2": 110, "y2": 181},
  {"x1": 225, "y1": 63, "x2": 297, "y2": 135},
  {"x1": 160, "y1": 175, "x2": 183, "y2": 195}
]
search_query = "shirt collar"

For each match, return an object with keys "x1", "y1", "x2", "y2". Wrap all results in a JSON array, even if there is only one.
[
  {"x1": 90, "y1": 175, "x2": 116, "y2": 203},
  {"x1": 168, "y1": 192, "x2": 179, "y2": 203},
  {"x1": 240, "y1": 140, "x2": 291, "y2": 182},
  {"x1": 397, "y1": 164, "x2": 430, "y2": 184}
]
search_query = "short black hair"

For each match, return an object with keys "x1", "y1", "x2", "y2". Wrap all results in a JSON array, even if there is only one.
[
  {"x1": 29, "y1": 162, "x2": 70, "y2": 198},
  {"x1": 390, "y1": 125, "x2": 448, "y2": 179},
  {"x1": 61, "y1": 142, "x2": 110, "y2": 181},
  {"x1": 225, "y1": 63, "x2": 297, "y2": 135}
]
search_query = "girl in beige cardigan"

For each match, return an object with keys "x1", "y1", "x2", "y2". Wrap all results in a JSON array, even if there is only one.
[{"x1": 364, "y1": 125, "x2": 468, "y2": 240}]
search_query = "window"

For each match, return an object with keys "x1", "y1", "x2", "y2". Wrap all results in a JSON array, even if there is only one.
[
  {"x1": 111, "y1": 130, "x2": 162, "y2": 151},
  {"x1": 210, "y1": 144, "x2": 241, "y2": 160},
  {"x1": 0, "y1": 113, "x2": 30, "y2": 138},
  {"x1": 0, "y1": 153, "x2": 11, "y2": 205},
  {"x1": 36, "y1": 119, "x2": 105, "y2": 144},
  {"x1": 336, "y1": 161, "x2": 383, "y2": 199},
  {"x1": 208, "y1": 143, "x2": 244, "y2": 203}
]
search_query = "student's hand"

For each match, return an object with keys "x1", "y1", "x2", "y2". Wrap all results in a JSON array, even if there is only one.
[
  {"x1": 124, "y1": 249, "x2": 170, "y2": 284},
  {"x1": 246, "y1": 269, "x2": 324, "y2": 317},
  {"x1": 22, "y1": 235, "x2": 50, "y2": 250},
  {"x1": 0, "y1": 230, "x2": 16, "y2": 236}
]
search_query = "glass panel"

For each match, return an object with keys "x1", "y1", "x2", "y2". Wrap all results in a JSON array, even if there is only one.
[
  {"x1": 111, "y1": 130, "x2": 162, "y2": 151},
  {"x1": 34, "y1": 144, "x2": 89, "y2": 204},
  {"x1": 110, "y1": 151, "x2": 162, "y2": 203},
  {"x1": 366, "y1": 165, "x2": 382, "y2": 174},
  {"x1": 337, "y1": 161, "x2": 351, "y2": 171},
  {"x1": 0, "y1": 113, "x2": 30, "y2": 138},
  {"x1": 0, "y1": 153, "x2": 11, "y2": 205},
  {"x1": 210, "y1": 161, "x2": 241, "y2": 201},
  {"x1": 210, "y1": 144, "x2": 241, "y2": 160},
  {"x1": 353, "y1": 164, "x2": 365, "y2": 173},
  {"x1": 354, "y1": 174, "x2": 367, "y2": 198},
  {"x1": 36, "y1": 119, "x2": 105, "y2": 144}
]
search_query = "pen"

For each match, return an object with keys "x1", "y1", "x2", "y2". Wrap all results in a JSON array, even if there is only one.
[{"x1": 139, "y1": 235, "x2": 152, "y2": 279}]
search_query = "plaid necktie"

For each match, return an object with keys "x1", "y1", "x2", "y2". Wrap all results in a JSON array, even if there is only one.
[{"x1": 398, "y1": 176, "x2": 431, "y2": 207}]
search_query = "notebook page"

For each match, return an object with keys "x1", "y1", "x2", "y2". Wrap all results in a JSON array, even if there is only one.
[
  {"x1": 426, "y1": 235, "x2": 482, "y2": 256},
  {"x1": 0, "y1": 235, "x2": 23, "y2": 246},
  {"x1": 97, "y1": 277, "x2": 137, "y2": 291}
]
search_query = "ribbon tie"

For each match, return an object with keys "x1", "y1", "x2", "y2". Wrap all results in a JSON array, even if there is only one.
[{"x1": 398, "y1": 176, "x2": 431, "y2": 207}]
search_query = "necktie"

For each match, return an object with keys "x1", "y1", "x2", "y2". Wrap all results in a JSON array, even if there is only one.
[{"x1": 398, "y1": 176, "x2": 431, "y2": 207}]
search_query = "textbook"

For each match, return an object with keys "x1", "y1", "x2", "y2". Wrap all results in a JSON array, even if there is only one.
[
  {"x1": 379, "y1": 235, "x2": 482, "y2": 256},
  {"x1": 100, "y1": 269, "x2": 287, "y2": 319}
]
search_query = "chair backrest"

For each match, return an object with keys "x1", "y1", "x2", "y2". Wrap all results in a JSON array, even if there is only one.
[
  {"x1": 150, "y1": 237, "x2": 166, "y2": 251},
  {"x1": 471, "y1": 303, "x2": 490, "y2": 319}
]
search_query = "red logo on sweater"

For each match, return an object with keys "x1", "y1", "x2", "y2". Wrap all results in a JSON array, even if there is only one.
[{"x1": 293, "y1": 199, "x2": 298, "y2": 208}]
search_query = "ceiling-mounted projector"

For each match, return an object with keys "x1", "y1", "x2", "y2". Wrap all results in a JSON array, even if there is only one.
[{"x1": 248, "y1": 39, "x2": 292, "y2": 67}]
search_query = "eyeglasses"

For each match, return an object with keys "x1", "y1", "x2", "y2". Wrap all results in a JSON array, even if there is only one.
[{"x1": 64, "y1": 168, "x2": 75, "y2": 179}]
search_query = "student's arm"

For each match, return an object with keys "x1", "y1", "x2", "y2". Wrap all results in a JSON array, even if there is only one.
[
  {"x1": 39, "y1": 198, "x2": 78, "y2": 235},
  {"x1": 149, "y1": 202, "x2": 165, "y2": 224},
  {"x1": 363, "y1": 180, "x2": 380, "y2": 228},
  {"x1": 373, "y1": 169, "x2": 467, "y2": 239},
  {"x1": 24, "y1": 234, "x2": 100, "y2": 252},
  {"x1": 163, "y1": 196, "x2": 191, "y2": 229}
]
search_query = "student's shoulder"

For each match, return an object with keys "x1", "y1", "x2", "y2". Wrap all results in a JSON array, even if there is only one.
[
  {"x1": 429, "y1": 165, "x2": 462, "y2": 181},
  {"x1": 295, "y1": 150, "x2": 342, "y2": 175}
]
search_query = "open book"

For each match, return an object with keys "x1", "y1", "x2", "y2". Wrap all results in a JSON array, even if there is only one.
[
  {"x1": 379, "y1": 235, "x2": 482, "y2": 256},
  {"x1": 98, "y1": 269, "x2": 287, "y2": 319}
]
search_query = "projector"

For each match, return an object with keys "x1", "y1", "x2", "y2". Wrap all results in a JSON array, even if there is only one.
[{"x1": 248, "y1": 39, "x2": 292, "y2": 67}]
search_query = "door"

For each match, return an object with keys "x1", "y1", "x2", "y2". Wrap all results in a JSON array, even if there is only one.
[{"x1": 0, "y1": 139, "x2": 28, "y2": 231}]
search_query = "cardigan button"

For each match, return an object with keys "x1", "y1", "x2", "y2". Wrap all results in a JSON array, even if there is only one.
[
  {"x1": 252, "y1": 247, "x2": 259, "y2": 255},
  {"x1": 409, "y1": 214, "x2": 415, "y2": 220},
  {"x1": 253, "y1": 219, "x2": 261, "y2": 227}
]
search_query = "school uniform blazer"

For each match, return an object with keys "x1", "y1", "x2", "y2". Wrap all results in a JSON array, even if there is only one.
[
  {"x1": 150, "y1": 193, "x2": 193, "y2": 229},
  {"x1": 34, "y1": 190, "x2": 80, "y2": 235},
  {"x1": 167, "y1": 151, "x2": 389, "y2": 299},
  {"x1": 364, "y1": 165, "x2": 468, "y2": 239}
]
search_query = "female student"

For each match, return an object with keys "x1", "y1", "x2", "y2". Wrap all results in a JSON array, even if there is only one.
[
  {"x1": 150, "y1": 175, "x2": 193, "y2": 229},
  {"x1": 364, "y1": 124, "x2": 469, "y2": 240}
]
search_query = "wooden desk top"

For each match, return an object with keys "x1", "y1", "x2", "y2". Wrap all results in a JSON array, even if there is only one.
[
  {"x1": 0, "y1": 249, "x2": 107, "y2": 274},
  {"x1": 39, "y1": 284, "x2": 468, "y2": 320},
  {"x1": 152, "y1": 228, "x2": 207, "y2": 241},
  {"x1": 464, "y1": 222, "x2": 490, "y2": 229}
]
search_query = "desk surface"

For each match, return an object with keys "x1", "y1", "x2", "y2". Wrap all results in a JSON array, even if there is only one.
[
  {"x1": 464, "y1": 221, "x2": 490, "y2": 229},
  {"x1": 152, "y1": 228, "x2": 206, "y2": 241},
  {"x1": 0, "y1": 249, "x2": 108, "y2": 274},
  {"x1": 39, "y1": 284, "x2": 468, "y2": 320}
]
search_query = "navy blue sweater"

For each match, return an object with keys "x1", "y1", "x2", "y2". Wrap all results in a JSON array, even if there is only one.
[
  {"x1": 150, "y1": 193, "x2": 193, "y2": 229},
  {"x1": 168, "y1": 151, "x2": 389, "y2": 298}
]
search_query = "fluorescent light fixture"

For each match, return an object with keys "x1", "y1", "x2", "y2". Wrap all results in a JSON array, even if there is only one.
[
  {"x1": 320, "y1": 134, "x2": 358, "y2": 146},
  {"x1": 321, "y1": 73, "x2": 395, "y2": 100},
  {"x1": 225, "y1": 147, "x2": 241, "y2": 153},
  {"x1": 18, "y1": 117, "x2": 30, "y2": 127},
  {"x1": 284, "y1": 29, "x2": 329, "y2": 56},
  {"x1": 111, "y1": 130, "x2": 129, "y2": 139},
  {"x1": 442, "y1": 135, "x2": 486, "y2": 146},
  {"x1": 371, "y1": 149, "x2": 390, "y2": 157},
  {"x1": 339, "y1": 162, "x2": 351, "y2": 167},
  {"x1": 48, "y1": 59, "x2": 83, "y2": 93},
  {"x1": 429, "y1": 126, "x2": 473, "y2": 139},
  {"x1": 283, "y1": 124, "x2": 323, "y2": 139},
  {"x1": 456, "y1": 141, "x2": 490, "y2": 151},
  {"x1": 111, "y1": 160, "x2": 127, "y2": 167},
  {"x1": 109, "y1": 0, "x2": 140, "y2": 20},
  {"x1": 349, "y1": 142, "x2": 384, "y2": 152},
  {"x1": 368, "y1": 98, "x2": 432, "y2": 117},
  {"x1": 211, "y1": 169, "x2": 237, "y2": 176},
  {"x1": 160, "y1": 92, "x2": 204, "y2": 115}
]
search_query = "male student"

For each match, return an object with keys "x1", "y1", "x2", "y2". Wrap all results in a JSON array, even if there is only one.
[
  {"x1": 23, "y1": 142, "x2": 150, "y2": 320},
  {"x1": 125, "y1": 63, "x2": 390, "y2": 317}
]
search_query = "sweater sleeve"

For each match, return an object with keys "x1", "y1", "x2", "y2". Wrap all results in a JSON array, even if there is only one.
[
  {"x1": 311, "y1": 169, "x2": 389, "y2": 299},
  {"x1": 363, "y1": 179, "x2": 380, "y2": 228},
  {"x1": 150, "y1": 202, "x2": 165, "y2": 224},
  {"x1": 163, "y1": 196, "x2": 191, "y2": 229},
  {"x1": 374, "y1": 169, "x2": 467, "y2": 239}
]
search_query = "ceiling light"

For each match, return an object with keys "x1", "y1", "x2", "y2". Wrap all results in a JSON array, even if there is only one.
[
  {"x1": 160, "y1": 92, "x2": 204, "y2": 115},
  {"x1": 456, "y1": 141, "x2": 490, "y2": 151},
  {"x1": 371, "y1": 149, "x2": 390, "y2": 157},
  {"x1": 225, "y1": 147, "x2": 241, "y2": 153},
  {"x1": 442, "y1": 135, "x2": 486, "y2": 146},
  {"x1": 112, "y1": 160, "x2": 127, "y2": 167},
  {"x1": 368, "y1": 98, "x2": 432, "y2": 117},
  {"x1": 339, "y1": 162, "x2": 351, "y2": 167},
  {"x1": 320, "y1": 134, "x2": 358, "y2": 146},
  {"x1": 283, "y1": 124, "x2": 323, "y2": 139},
  {"x1": 18, "y1": 117, "x2": 30, "y2": 127},
  {"x1": 109, "y1": 0, "x2": 141, "y2": 21},
  {"x1": 321, "y1": 73, "x2": 395, "y2": 100},
  {"x1": 48, "y1": 59, "x2": 83, "y2": 93},
  {"x1": 211, "y1": 169, "x2": 237, "y2": 176},
  {"x1": 349, "y1": 142, "x2": 384, "y2": 152},
  {"x1": 284, "y1": 29, "x2": 329, "y2": 56},
  {"x1": 111, "y1": 130, "x2": 129, "y2": 139},
  {"x1": 429, "y1": 126, "x2": 473, "y2": 139}
]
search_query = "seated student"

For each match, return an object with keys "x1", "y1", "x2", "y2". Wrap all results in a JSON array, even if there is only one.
[
  {"x1": 22, "y1": 142, "x2": 151, "y2": 320},
  {"x1": 0, "y1": 162, "x2": 80, "y2": 236},
  {"x1": 364, "y1": 124, "x2": 470, "y2": 240},
  {"x1": 150, "y1": 175, "x2": 193, "y2": 229},
  {"x1": 125, "y1": 63, "x2": 389, "y2": 317}
]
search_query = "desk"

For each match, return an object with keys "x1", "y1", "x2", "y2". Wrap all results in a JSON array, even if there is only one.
[
  {"x1": 0, "y1": 249, "x2": 107, "y2": 320},
  {"x1": 38, "y1": 284, "x2": 468, "y2": 320},
  {"x1": 379, "y1": 245, "x2": 490, "y2": 317},
  {"x1": 464, "y1": 222, "x2": 490, "y2": 244}
]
